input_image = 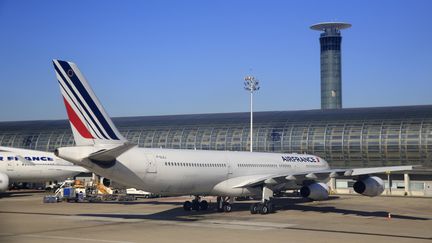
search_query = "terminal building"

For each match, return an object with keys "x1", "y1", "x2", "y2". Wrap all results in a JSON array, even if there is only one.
[{"x1": 0, "y1": 105, "x2": 431, "y2": 196}]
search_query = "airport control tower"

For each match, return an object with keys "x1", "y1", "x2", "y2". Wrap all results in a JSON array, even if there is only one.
[{"x1": 311, "y1": 22, "x2": 351, "y2": 109}]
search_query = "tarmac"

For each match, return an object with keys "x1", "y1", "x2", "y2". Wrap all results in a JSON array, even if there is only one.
[{"x1": 0, "y1": 191, "x2": 431, "y2": 243}]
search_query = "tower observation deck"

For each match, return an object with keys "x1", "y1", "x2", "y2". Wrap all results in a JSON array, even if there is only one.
[{"x1": 311, "y1": 22, "x2": 351, "y2": 109}]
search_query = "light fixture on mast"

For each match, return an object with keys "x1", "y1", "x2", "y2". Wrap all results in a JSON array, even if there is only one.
[{"x1": 244, "y1": 75, "x2": 260, "y2": 152}]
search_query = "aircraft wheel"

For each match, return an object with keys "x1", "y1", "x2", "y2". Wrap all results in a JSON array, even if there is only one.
[
  {"x1": 183, "y1": 201, "x2": 192, "y2": 211},
  {"x1": 192, "y1": 199, "x2": 200, "y2": 211},
  {"x1": 200, "y1": 200, "x2": 208, "y2": 210},
  {"x1": 267, "y1": 201, "x2": 275, "y2": 213},
  {"x1": 216, "y1": 196, "x2": 224, "y2": 212},
  {"x1": 250, "y1": 203, "x2": 259, "y2": 214},
  {"x1": 260, "y1": 204, "x2": 269, "y2": 215},
  {"x1": 223, "y1": 203, "x2": 232, "y2": 212}
]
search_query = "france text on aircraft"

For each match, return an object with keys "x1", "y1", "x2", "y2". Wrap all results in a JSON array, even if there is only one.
[{"x1": 0, "y1": 146, "x2": 88, "y2": 192}]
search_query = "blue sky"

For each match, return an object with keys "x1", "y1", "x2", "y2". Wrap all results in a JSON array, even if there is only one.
[{"x1": 0, "y1": 0, "x2": 431, "y2": 121}]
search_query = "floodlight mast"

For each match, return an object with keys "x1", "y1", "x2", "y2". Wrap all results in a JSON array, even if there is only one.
[{"x1": 244, "y1": 76, "x2": 260, "y2": 152}]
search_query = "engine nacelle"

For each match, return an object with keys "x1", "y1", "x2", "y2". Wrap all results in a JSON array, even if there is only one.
[
  {"x1": 211, "y1": 176, "x2": 262, "y2": 197},
  {"x1": 100, "y1": 177, "x2": 126, "y2": 189},
  {"x1": 0, "y1": 172, "x2": 10, "y2": 192},
  {"x1": 300, "y1": 182, "x2": 329, "y2": 201},
  {"x1": 353, "y1": 176, "x2": 384, "y2": 197},
  {"x1": 101, "y1": 177, "x2": 111, "y2": 187}
]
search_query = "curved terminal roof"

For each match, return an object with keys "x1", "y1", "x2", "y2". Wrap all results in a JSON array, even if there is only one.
[
  {"x1": 310, "y1": 22, "x2": 352, "y2": 31},
  {"x1": 0, "y1": 105, "x2": 431, "y2": 131},
  {"x1": 0, "y1": 105, "x2": 431, "y2": 169}
]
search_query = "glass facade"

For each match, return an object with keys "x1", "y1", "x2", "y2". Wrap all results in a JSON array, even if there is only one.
[{"x1": 1, "y1": 105, "x2": 432, "y2": 168}]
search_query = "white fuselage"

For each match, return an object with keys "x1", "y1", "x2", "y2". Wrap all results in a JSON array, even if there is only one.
[
  {"x1": 72, "y1": 147, "x2": 330, "y2": 197},
  {"x1": 0, "y1": 152, "x2": 86, "y2": 182}
]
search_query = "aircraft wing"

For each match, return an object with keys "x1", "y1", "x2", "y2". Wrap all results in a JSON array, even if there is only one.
[{"x1": 233, "y1": 165, "x2": 414, "y2": 188}]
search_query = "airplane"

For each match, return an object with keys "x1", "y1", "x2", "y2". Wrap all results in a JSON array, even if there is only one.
[
  {"x1": 0, "y1": 146, "x2": 89, "y2": 193},
  {"x1": 52, "y1": 59, "x2": 414, "y2": 214}
]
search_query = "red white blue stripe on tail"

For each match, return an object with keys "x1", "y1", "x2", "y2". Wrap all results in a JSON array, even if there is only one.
[{"x1": 53, "y1": 59, "x2": 126, "y2": 146}]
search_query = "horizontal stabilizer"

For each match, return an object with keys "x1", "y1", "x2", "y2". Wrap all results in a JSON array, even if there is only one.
[{"x1": 88, "y1": 143, "x2": 136, "y2": 162}]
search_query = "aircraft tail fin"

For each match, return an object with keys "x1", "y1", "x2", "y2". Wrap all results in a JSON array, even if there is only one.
[{"x1": 53, "y1": 59, "x2": 127, "y2": 146}]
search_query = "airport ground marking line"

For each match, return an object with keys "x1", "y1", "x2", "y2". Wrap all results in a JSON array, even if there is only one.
[
  {"x1": 20, "y1": 234, "x2": 136, "y2": 243},
  {"x1": 202, "y1": 219, "x2": 297, "y2": 228},
  {"x1": 282, "y1": 226, "x2": 432, "y2": 241}
]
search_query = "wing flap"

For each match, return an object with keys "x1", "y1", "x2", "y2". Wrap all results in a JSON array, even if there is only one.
[
  {"x1": 233, "y1": 166, "x2": 414, "y2": 189},
  {"x1": 350, "y1": 165, "x2": 414, "y2": 176}
]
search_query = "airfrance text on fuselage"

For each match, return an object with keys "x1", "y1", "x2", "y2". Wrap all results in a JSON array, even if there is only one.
[
  {"x1": 281, "y1": 156, "x2": 320, "y2": 163},
  {"x1": 0, "y1": 156, "x2": 54, "y2": 161}
]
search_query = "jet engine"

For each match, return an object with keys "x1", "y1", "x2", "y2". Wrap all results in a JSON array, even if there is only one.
[
  {"x1": 100, "y1": 177, "x2": 126, "y2": 189},
  {"x1": 0, "y1": 172, "x2": 9, "y2": 192},
  {"x1": 101, "y1": 177, "x2": 111, "y2": 187},
  {"x1": 353, "y1": 176, "x2": 384, "y2": 197},
  {"x1": 300, "y1": 182, "x2": 329, "y2": 201}
]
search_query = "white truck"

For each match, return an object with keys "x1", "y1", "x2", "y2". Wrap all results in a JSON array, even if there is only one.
[{"x1": 126, "y1": 188, "x2": 156, "y2": 198}]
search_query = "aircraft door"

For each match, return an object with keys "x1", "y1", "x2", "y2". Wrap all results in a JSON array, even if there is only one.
[
  {"x1": 226, "y1": 155, "x2": 233, "y2": 177},
  {"x1": 145, "y1": 154, "x2": 157, "y2": 173},
  {"x1": 227, "y1": 163, "x2": 233, "y2": 175},
  {"x1": 7, "y1": 161, "x2": 14, "y2": 172},
  {"x1": 425, "y1": 182, "x2": 432, "y2": 197}
]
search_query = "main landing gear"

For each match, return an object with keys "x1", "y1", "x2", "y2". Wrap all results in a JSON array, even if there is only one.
[
  {"x1": 250, "y1": 186, "x2": 276, "y2": 215},
  {"x1": 250, "y1": 200, "x2": 275, "y2": 214},
  {"x1": 183, "y1": 196, "x2": 232, "y2": 212},
  {"x1": 216, "y1": 196, "x2": 233, "y2": 212},
  {"x1": 183, "y1": 196, "x2": 208, "y2": 211},
  {"x1": 182, "y1": 189, "x2": 276, "y2": 214}
]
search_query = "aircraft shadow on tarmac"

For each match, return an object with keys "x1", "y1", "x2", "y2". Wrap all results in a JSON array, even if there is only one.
[
  {"x1": 2, "y1": 195, "x2": 429, "y2": 241},
  {"x1": 77, "y1": 196, "x2": 430, "y2": 222},
  {"x1": 0, "y1": 191, "x2": 38, "y2": 198}
]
